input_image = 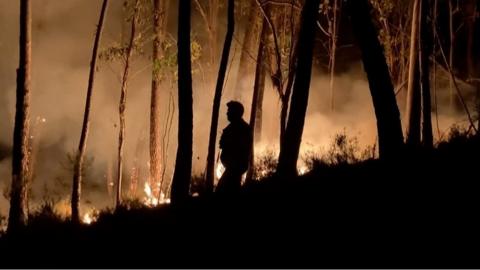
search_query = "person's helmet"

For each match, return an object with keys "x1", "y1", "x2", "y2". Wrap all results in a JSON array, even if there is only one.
[{"x1": 226, "y1": 100, "x2": 244, "y2": 119}]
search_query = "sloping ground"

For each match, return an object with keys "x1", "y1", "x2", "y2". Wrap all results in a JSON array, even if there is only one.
[{"x1": 0, "y1": 134, "x2": 479, "y2": 268}]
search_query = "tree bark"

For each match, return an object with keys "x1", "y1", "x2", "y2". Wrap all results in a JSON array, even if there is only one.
[
  {"x1": 405, "y1": 0, "x2": 422, "y2": 147},
  {"x1": 171, "y1": 0, "x2": 193, "y2": 204},
  {"x1": 347, "y1": 0, "x2": 404, "y2": 160},
  {"x1": 116, "y1": 0, "x2": 139, "y2": 208},
  {"x1": 8, "y1": 0, "x2": 31, "y2": 234},
  {"x1": 205, "y1": 0, "x2": 235, "y2": 194},
  {"x1": 71, "y1": 0, "x2": 109, "y2": 225},
  {"x1": 150, "y1": 0, "x2": 168, "y2": 196},
  {"x1": 246, "y1": 19, "x2": 268, "y2": 182},
  {"x1": 276, "y1": 0, "x2": 319, "y2": 177},
  {"x1": 419, "y1": 0, "x2": 433, "y2": 148}
]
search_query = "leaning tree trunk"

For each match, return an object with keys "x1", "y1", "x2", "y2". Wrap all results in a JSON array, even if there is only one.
[
  {"x1": 8, "y1": 0, "x2": 31, "y2": 234},
  {"x1": 419, "y1": 0, "x2": 433, "y2": 148},
  {"x1": 276, "y1": 0, "x2": 319, "y2": 178},
  {"x1": 116, "y1": 0, "x2": 139, "y2": 208},
  {"x1": 347, "y1": 0, "x2": 404, "y2": 159},
  {"x1": 205, "y1": 0, "x2": 235, "y2": 194},
  {"x1": 171, "y1": 0, "x2": 193, "y2": 204},
  {"x1": 71, "y1": 0, "x2": 109, "y2": 225},
  {"x1": 405, "y1": 0, "x2": 422, "y2": 147},
  {"x1": 246, "y1": 18, "x2": 268, "y2": 182},
  {"x1": 150, "y1": 0, "x2": 168, "y2": 195}
]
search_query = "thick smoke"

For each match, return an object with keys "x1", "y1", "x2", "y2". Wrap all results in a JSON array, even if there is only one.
[{"x1": 0, "y1": 0, "x2": 473, "y2": 219}]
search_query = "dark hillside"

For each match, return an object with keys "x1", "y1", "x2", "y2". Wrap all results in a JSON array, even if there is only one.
[{"x1": 1, "y1": 132, "x2": 479, "y2": 268}]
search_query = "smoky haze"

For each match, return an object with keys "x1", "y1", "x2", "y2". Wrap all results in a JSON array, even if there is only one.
[{"x1": 0, "y1": 0, "x2": 470, "y2": 218}]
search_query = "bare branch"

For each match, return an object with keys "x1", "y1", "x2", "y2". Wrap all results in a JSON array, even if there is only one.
[
  {"x1": 436, "y1": 29, "x2": 478, "y2": 133},
  {"x1": 255, "y1": 0, "x2": 283, "y2": 88},
  {"x1": 193, "y1": 0, "x2": 213, "y2": 37}
]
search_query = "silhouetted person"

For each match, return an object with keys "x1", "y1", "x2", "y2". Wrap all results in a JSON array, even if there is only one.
[{"x1": 216, "y1": 101, "x2": 252, "y2": 196}]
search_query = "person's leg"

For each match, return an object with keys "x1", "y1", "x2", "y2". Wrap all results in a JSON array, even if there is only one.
[
  {"x1": 215, "y1": 169, "x2": 232, "y2": 194},
  {"x1": 215, "y1": 169, "x2": 242, "y2": 196}
]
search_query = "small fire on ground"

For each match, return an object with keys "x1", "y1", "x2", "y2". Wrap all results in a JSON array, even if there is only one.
[
  {"x1": 143, "y1": 182, "x2": 170, "y2": 207},
  {"x1": 82, "y1": 209, "x2": 98, "y2": 225}
]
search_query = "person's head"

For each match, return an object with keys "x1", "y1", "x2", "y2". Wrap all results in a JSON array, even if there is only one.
[{"x1": 226, "y1": 101, "x2": 244, "y2": 122}]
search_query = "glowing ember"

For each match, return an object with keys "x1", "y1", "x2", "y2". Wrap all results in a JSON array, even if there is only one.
[{"x1": 216, "y1": 162, "x2": 225, "y2": 179}]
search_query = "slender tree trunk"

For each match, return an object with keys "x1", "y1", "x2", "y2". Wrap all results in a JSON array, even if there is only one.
[
  {"x1": 432, "y1": 0, "x2": 441, "y2": 137},
  {"x1": 71, "y1": 0, "x2": 109, "y2": 225},
  {"x1": 405, "y1": 0, "x2": 422, "y2": 147},
  {"x1": 8, "y1": 0, "x2": 31, "y2": 234},
  {"x1": 347, "y1": 0, "x2": 404, "y2": 159},
  {"x1": 106, "y1": 157, "x2": 113, "y2": 201},
  {"x1": 465, "y1": 0, "x2": 476, "y2": 79},
  {"x1": 329, "y1": 0, "x2": 340, "y2": 112},
  {"x1": 276, "y1": 0, "x2": 319, "y2": 177},
  {"x1": 233, "y1": 0, "x2": 262, "y2": 100},
  {"x1": 150, "y1": 0, "x2": 168, "y2": 193},
  {"x1": 448, "y1": 0, "x2": 455, "y2": 110},
  {"x1": 246, "y1": 19, "x2": 268, "y2": 182},
  {"x1": 254, "y1": 69, "x2": 266, "y2": 143},
  {"x1": 116, "y1": 0, "x2": 139, "y2": 208},
  {"x1": 209, "y1": 0, "x2": 219, "y2": 65},
  {"x1": 277, "y1": 5, "x2": 302, "y2": 148},
  {"x1": 205, "y1": 0, "x2": 235, "y2": 194},
  {"x1": 171, "y1": 0, "x2": 193, "y2": 204},
  {"x1": 420, "y1": 0, "x2": 433, "y2": 148},
  {"x1": 465, "y1": 0, "x2": 479, "y2": 130}
]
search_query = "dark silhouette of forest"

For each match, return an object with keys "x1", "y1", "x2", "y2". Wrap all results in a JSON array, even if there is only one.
[
  {"x1": 1, "y1": 129, "x2": 479, "y2": 268},
  {"x1": 1, "y1": 0, "x2": 480, "y2": 267}
]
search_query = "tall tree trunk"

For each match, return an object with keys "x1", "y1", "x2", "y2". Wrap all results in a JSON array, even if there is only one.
[
  {"x1": 116, "y1": 0, "x2": 139, "y2": 208},
  {"x1": 246, "y1": 19, "x2": 268, "y2": 182},
  {"x1": 432, "y1": 0, "x2": 441, "y2": 137},
  {"x1": 150, "y1": 0, "x2": 168, "y2": 195},
  {"x1": 171, "y1": 0, "x2": 193, "y2": 204},
  {"x1": 205, "y1": 0, "x2": 235, "y2": 194},
  {"x1": 448, "y1": 0, "x2": 455, "y2": 110},
  {"x1": 347, "y1": 0, "x2": 404, "y2": 159},
  {"x1": 71, "y1": 0, "x2": 109, "y2": 225},
  {"x1": 276, "y1": 0, "x2": 319, "y2": 177},
  {"x1": 208, "y1": 0, "x2": 219, "y2": 65},
  {"x1": 233, "y1": 0, "x2": 262, "y2": 100},
  {"x1": 465, "y1": 0, "x2": 479, "y2": 130},
  {"x1": 465, "y1": 0, "x2": 476, "y2": 79},
  {"x1": 254, "y1": 68, "x2": 266, "y2": 144},
  {"x1": 329, "y1": 0, "x2": 340, "y2": 112},
  {"x1": 8, "y1": 0, "x2": 32, "y2": 234},
  {"x1": 420, "y1": 0, "x2": 433, "y2": 148},
  {"x1": 405, "y1": 0, "x2": 422, "y2": 147}
]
